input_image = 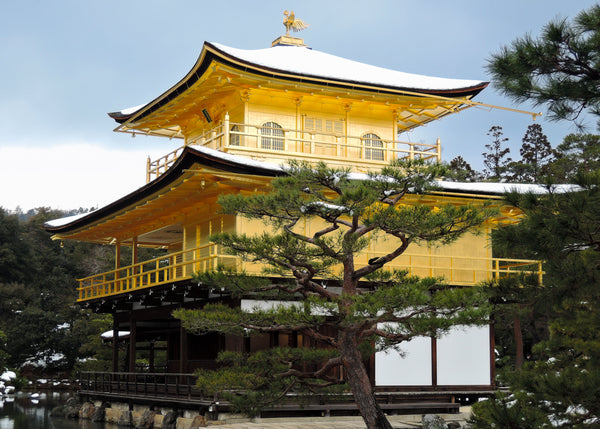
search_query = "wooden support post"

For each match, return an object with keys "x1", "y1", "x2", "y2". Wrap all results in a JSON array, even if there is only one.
[
  {"x1": 179, "y1": 323, "x2": 188, "y2": 374},
  {"x1": 183, "y1": 226, "x2": 188, "y2": 277},
  {"x1": 129, "y1": 316, "x2": 136, "y2": 373},
  {"x1": 112, "y1": 318, "x2": 119, "y2": 372},
  {"x1": 132, "y1": 236, "x2": 138, "y2": 265},
  {"x1": 115, "y1": 242, "x2": 121, "y2": 270},
  {"x1": 149, "y1": 341, "x2": 155, "y2": 373},
  {"x1": 391, "y1": 111, "x2": 398, "y2": 161},
  {"x1": 431, "y1": 336, "x2": 438, "y2": 388},
  {"x1": 115, "y1": 241, "x2": 121, "y2": 292},
  {"x1": 489, "y1": 323, "x2": 496, "y2": 386}
]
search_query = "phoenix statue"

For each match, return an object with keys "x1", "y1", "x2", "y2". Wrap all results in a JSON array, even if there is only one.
[{"x1": 283, "y1": 10, "x2": 309, "y2": 36}]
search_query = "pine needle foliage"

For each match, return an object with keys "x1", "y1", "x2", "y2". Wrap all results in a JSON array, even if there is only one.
[
  {"x1": 471, "y1": 173, "x2": 600, "y2": 427},
  {"x1": 175, "y1": 159, "x2": 495, "y2": 429},
  {"x1": 487, "y1": 4, "x2": 600, "y2": 128}
]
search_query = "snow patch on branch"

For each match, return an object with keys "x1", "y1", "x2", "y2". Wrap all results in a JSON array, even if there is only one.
[{"x1": 300, "y1": 201, "x2": 353, "y2": 216}]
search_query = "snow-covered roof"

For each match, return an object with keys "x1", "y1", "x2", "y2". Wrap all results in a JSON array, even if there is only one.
[
  {"x1": 45, "y1": 211, "x2": 97, "y2": 228},
  {"x1": 44, "y1": 145, "x2": 581, "y2": 233},
  {"x1": 211, "y1": 42, "x2": 486, "y2": 93},
  {"x1": 110, "y1": 41, "x2": 488, "y2": 121},
  {"x1": 437, "y1": 180, "x2": 580, "y2": 195},
  {"x1": 190, "y1": 144, "x2": 284, "y2": 172}
]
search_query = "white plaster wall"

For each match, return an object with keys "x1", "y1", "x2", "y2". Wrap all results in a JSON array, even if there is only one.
[
  {"x1": 437, "y1": 325, "x2": 491, "y2": 385},
  {"x1": 375, "y1": 324, "x2": 491, "y2": 387},
  {"x1": 375, "y1": 336, "x2": 432, "y2": 386}
]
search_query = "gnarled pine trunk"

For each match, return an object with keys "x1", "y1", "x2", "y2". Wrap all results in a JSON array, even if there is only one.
[{"x1": 338, "y1": 329, "x2": 392, "y2": 429}]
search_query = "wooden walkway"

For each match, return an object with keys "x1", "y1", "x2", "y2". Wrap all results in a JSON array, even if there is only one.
[{"x1": 79, "y1": 372, "x2": 490, "y2": 418}]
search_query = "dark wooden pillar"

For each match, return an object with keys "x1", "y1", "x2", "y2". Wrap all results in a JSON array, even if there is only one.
[
  {"x1": 149, "y1": 341, "x2": 155, "y2": 373},
  {"x1": 431, "y1": 336, "x2": 438, "y2": 388},
  {"x1": 128, "y1": 316, "x2": 137, "y2": 373},
  {"x1": 270, "y1": 332, "x2": 279, "y2": 347},
  {"x1": 112, "y1": 317, "x2": 119, "y2": 372},
  {"x1": 489, "y1": 323, "x2": 496, "y2": 386},
  {"x1": 179, "y1": 323, "x2": 188, "y2": 373}
]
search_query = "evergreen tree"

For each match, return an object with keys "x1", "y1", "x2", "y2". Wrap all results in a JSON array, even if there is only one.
[
  {"x1": 448, "y1": 155, "x2": 479, "y2": 181},
  {"x1": 487, "y1": 4, "x2": 600, "y2": 128},
  {"x1": 0, "y1": 208, "x2": 115, "y2": 373},
  {"x1": 0, "y1": 209, "x2": 32, "y2": 284},
  {"x1": 175, "y1": 160, "x2": 493, "y2": 429},
  {"x1": 73, "y1": 314, "x2": 119, "y2": 373},
  {"x1": 473, "y1": 5, "x2": 600, "y2": 425},
  {"x1": 482, "y1": 125, "x2": 512, "y2": 181},
  {"x1": 471, "y1": 173, "x2": 600, "y2": 427},
  {"x1": 0, "y1": 330, "x2": 9, "y2": 371},
  {"x1": 548, "y1": 133, "x2": 600, "y2": 182},
  {"x1": 508, "y1": 123, "x2": 555, "y2": 183},
  {"x1": 485, "y1": 276, "x2": 547, "y2": 371}
]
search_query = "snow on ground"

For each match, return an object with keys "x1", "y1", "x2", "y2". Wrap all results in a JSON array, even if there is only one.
[
  {"x1": 0, "y1": 370, "x2": 16, "y2": 396},
  {"x1": 0, "y1": 372, "x2": 15, "y2": 383}
]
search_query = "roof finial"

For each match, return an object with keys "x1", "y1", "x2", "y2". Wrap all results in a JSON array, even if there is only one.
[{"x1": 283, "y1": 10, "x2": 309, "y2": 36}]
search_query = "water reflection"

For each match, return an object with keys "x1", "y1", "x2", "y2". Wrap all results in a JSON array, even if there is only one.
[{"x1": 0, "y1": 392, "x2": 119, "y2": 429}]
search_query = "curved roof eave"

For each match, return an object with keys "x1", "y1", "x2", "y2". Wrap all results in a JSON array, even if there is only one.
[
  {"x1": 43, "y1": 146, "x2": 284, "y2": 234},
  {"x1": 45, "y1": 144, "x2": 577, "y2": 235},
  {"x1": 108, "y1": 41, "x2": 489, "y2": 126}
]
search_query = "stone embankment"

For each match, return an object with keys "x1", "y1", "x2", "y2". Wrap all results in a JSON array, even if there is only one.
[
  {"x1": 52, "y1": 398, "x2": 208, "y2": 428},
  {"x1": 51, "y1": 397, "x2": 472, "y2": 428}
]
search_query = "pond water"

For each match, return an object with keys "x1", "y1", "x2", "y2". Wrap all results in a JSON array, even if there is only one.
[{"x1": 0, "y1": 392, "x2": 118, "y2": 429}]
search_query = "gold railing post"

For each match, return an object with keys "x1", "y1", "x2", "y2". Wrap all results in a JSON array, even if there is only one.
[
  {"x1": 146, "y1": 157, "x2": 151, "y2": 183},
  {"x1": 210, "y1": 130, "x2": 217, "y2": 149},
  {"x1": 436, "y1": 137, "x2": 441, "y2": 162},
  {"x1": 223, "y1": 113, "x2": 230, "y2": 148}
]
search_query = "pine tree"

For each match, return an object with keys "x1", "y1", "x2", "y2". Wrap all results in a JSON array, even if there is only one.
[
  {"x1": 482, "y1": 125, "x2": 512, "y2": 181},
  {"x1": 548, "y1": 133, "x2": 600, "y2": 182},
  {"x1": 448, "y1": 156, "x2": 479, "y2": 182},
  {"x1": 473, "y1": 5, "x2": 600, "y2": 425},
  {"x1": 508, "y1": 123, "x2": 555, "y2": 183},
  {"x1": 471, "y1": 173, "x2": 600, "y2": 427},
  {"x1": 487, "y1": 4, "x2": 600, "y2": 128},
  {"x1": 175, "y1": 160, "x2": 494, "y2": 429}
]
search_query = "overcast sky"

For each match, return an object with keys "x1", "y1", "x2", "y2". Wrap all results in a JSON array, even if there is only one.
[{"x1": 1, "y1": 1, "x2": 597, "y2": 211}]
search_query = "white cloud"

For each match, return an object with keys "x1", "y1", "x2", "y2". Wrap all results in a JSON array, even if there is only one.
[{"x1": 0, "y1": 142, "x2": 162, "y2": 211}]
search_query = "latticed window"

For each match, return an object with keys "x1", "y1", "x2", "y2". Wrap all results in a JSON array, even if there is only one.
[
  {"x1": 260, "y1": 122, "x2": 284, "y2": 150},
  {"x1": 362, "y1": 133, "x2": 384, "y2": 161},
  {"x1": 305, "y1": 117, "x2": 343, "y2": 134},
  {"x1": 230, "y1": 125, "x2": 240, "y2": 146}
]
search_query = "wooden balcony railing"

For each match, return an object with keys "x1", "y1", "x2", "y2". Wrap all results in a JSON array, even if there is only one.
[
  {"x1": 146, "y1": 116, "x2": 442, "y2": 182},
  {"x1": 77, "y1": 244, "x2": 543, "y2": 302},
  {"x1": 77, "y1": 244, "x2": 237, "y2": 301},
  {"x1": 77, "y1": 372, "x2": 474, "y2": 415},
  {"x1": 79, "y1": 372, "x2": 211, "y2": 404}
]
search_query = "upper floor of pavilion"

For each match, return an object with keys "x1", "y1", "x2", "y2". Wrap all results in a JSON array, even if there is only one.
[{"x1": 107, "y1": 37, "x2": 490, "y2": 181}]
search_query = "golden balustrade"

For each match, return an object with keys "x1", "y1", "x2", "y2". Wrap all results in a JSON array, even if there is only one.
[
  {"x1": 77, "y1": 244, "x2": 543, "y2": 301},
  {"x1": 146, "y1": 121, "x2": 441, "y2": 183}
]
